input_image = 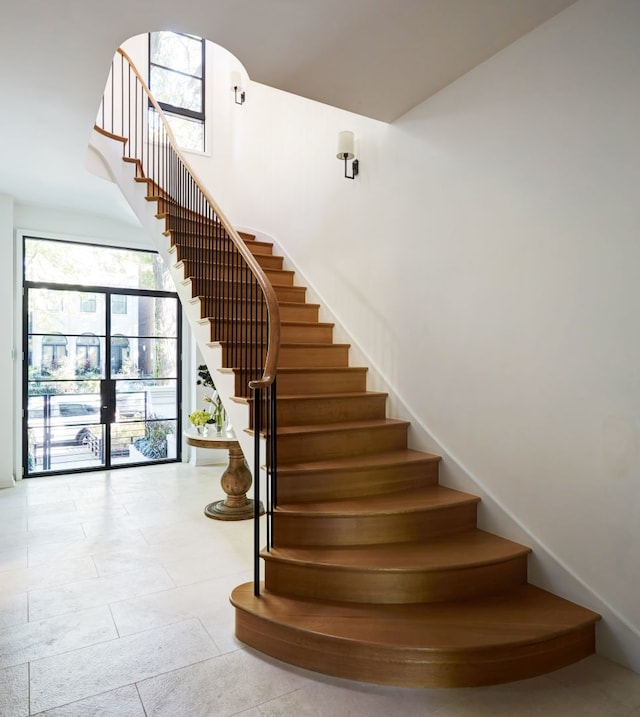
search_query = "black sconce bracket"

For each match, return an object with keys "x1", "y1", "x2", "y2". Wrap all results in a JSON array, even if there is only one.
[{"x1": 343, "y1": 155, "x2": 359, "y2": 179}]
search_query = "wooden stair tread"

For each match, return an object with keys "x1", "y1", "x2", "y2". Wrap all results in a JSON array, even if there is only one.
[
  {"x1": 231, "y1": 582, "x2": 599, "y2": 652},
  {"x1": 274, "y1": 391, "x2": 386, "y2": 402},
  {"x1": 213, "y1": 341, "x2": 349, "y2": 348},
  {"x1": 265, "y1": 530, "x2": 531, "y2": 570},
  {"x1": 274, "y1": 366, "x2": 366, "y2": 376},
  {"x1": 277, "y1": 417, "x2": 408, "y2": 436},
  {"x1": 276, "y1": 448, "x2": 440, "y2": 474},
  {"x1": 276, "y1": 484, "x2": 479, "y2": 516},
  {"x1": 197, "y1": 318, "x2": 334, "y2": 330}
]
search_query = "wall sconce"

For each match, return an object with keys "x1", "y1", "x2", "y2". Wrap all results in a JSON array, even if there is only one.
[
  {"x1": 337, "y1": 130, "x2": 359, "y2": 179},
  {"x1": 231, "y1": 71, "x2": 245, "y2": 105}
]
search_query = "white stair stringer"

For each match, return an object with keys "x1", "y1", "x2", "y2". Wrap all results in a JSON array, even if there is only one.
[{"x1": 87, "y1": 129, "x2": 260, "y2": 477}]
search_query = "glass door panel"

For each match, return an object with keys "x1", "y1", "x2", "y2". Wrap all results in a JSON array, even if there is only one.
[
  {"x1": 23, "y1": 237, "x2": 181, "y2": 477},
  {"x1": 109, "y1": 294, "x2": 179, "y2": 466},
  {"x1": 25, "y1": 287, "x2": 180, "y2": 475},
  {"x1": 26, "y1": 287, "x2": 107, "y2": 473}
]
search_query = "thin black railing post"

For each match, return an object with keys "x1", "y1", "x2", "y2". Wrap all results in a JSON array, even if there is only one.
[
  {"x1": 96, "y1": 48, "x2": 279, "y2": 603},
  {"x1": 253, "y1": 387, "x2": 262, "y2": 596}
]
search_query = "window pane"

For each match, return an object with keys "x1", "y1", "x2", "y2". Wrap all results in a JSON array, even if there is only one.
[
  {"x1": 115, "y1": 380, "x2": 178, "y2": 420},
  {"x1": 80, "y1": 294, "x2": 97, "y2": 312},
  {"x1": 25, "y1": 239, "x2": 173, "y2": 291},
  {"x1": 112, "y1": 295, "x2": 127, "y2": 314},
  {"x1": 150, "y1": 32, "x2": 202, "y2": 78},
  {"x1": 150, "y1": 66, "x2": 202, "y2": 113},
  {"x1": 109, "y1": 338, "x2": 177, "y2": 379},
  {"x1": 153, "y1": 111, "x2": 205, "y2": 152}
]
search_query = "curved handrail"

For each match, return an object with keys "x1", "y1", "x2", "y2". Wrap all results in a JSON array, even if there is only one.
[
  {"x1": 105, "y1": 47, "x2": 280, "y2": 390},
  {"x1": 96, "y1": 46, "x2": 280, "y2": 596}
]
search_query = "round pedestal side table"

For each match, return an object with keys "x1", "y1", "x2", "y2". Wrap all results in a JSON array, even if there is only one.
[{"x1": 185, "y1": 431, "x2": 264, "y2": 521}]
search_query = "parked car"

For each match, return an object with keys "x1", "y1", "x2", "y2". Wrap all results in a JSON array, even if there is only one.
[{"x1": 28, "y1": 396, "x2": 101, "y2": 445}]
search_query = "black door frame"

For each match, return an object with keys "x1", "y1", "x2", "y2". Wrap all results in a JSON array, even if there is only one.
[{"x1": 23, "y1": 273, "x2": 182, "y2": 478}]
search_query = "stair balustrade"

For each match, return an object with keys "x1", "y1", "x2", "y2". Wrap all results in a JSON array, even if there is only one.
[{"x1": 95, "y1": 48, "x2": 280, "y2": 595}]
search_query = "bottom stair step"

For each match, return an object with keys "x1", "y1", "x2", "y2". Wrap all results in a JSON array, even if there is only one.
[{"x1": 231, "y1": 582, "x2": 600, "y2": 688}]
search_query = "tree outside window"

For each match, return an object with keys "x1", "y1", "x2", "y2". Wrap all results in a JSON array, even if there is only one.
[{"x1": 149, "y1": 31, "x2": 205, "y2": 152}]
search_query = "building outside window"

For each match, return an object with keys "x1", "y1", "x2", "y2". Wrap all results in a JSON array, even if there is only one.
[
  {"x1": 41, "y1": 334, "x2": 68, "y2": 374},
  {"x1": 79, "y1": 293, "x2": 97, "y2": 313},
  {"x1": 149, "y1": 31, "x2": 205, "y2": 152},
  {"x1": 112, "y1": 294, "x2": 127, "y2": 315},
  {"x1": 76, "y1": 333, "x2": 101, "y2": 375}
]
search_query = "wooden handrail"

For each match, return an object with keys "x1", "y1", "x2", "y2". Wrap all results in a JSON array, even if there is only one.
[
  {"x1": 96, "y1": 47, "x2": 281, "y2": 596},
  {"x1": 112, "y1": 47, "x2": 280, "y2": 389}
]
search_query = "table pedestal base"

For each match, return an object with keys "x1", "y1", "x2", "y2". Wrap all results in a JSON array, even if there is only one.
[
  {"x1": 205, "y1": 443, "x2": 264, "y2": 521},
  {"x1": 204, "y1": 498, "x2": 264, "y2": 521}
]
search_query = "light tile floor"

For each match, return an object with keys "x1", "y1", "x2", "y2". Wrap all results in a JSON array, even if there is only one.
[{"x1": 1, "y1": 463, "x2": 639, "y2": 716}]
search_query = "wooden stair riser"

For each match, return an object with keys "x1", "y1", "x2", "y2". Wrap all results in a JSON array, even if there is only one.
[
  {"x1": 168, "y1": 229, "x2": 273, "y2": 257},
  {"x1": 275, "y1": 368, "x2": 367, "y2": 395},
  {"x1": 174, "y1": 244, "x2": 283, "y2": 271},
  {"x1": 232, "y1": 594, "x2": 597, "y2": 688},
  {"x1": 187, "y1": 277, "x2": 306, "y2": 303},
  {"x1": 278, "y1": 344, "x2": 350, "y2": 369},
  {"x1": 196, "y1": 297, "x2": 319, "y2": 324},
  {"x1": 151, "y1": 199, "x2": 213, "y2": 226},
  {"x1": 277, "y1": 454, "x2": 440, "y2": 503},
  {"x1": 148, "y1": 195, "x2": 267, "y2": 253},
  {"x1": 174, "y1": 230, "x2": 270, "y2": 254},
  {"x1": 263, "y1": 554, "x2": 529, "y2": 604},
  {"x1": 277, "y1": 422, "x2": 408, "y2": 463},
  {"x1": 219, "y1": 343, "x2": 350, "y2": 370},
  {"x1": 277, "y1": 303, "x2": 319, "y2": 323},
  {"x1": 179, "y1": 257, "x2": 294, "y2": 286},
  {"x1": 229, "y1": 366, "x2": 367, "y2": 398},
  {"x1": 251, "y1": 392, "x2": 387, "y2": 428},
  {"x1": 206, "y1": 320, "x2": 333, "y2": 346},
  {"x1": 273, "y1": 500, "x2": 478, "y2": 547}
]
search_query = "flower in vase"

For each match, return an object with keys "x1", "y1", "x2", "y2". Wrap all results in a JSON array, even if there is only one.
[{"x1": 189, "y1": 409, "x2": 214, "y2": 428}]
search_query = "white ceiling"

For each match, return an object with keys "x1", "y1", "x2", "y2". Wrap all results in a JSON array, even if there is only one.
[{"x1": 0, "y1": 0, "x2": 576, "y2": 223}]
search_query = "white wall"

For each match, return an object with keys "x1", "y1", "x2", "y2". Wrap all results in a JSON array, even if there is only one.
[
  {"x1": 181, "y1": 0, "x2": 640, "y2": 669},
  {"x1": 0, "y1": 195, "x2": 15, "y2": 487}
]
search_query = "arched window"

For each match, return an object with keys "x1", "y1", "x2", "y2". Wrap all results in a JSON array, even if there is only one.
[
  {"x1": 76, "y1": 333, "x2": 100, "y2": 375},
  {"x1": 41, "y1": 334, "x2": 68, "y2": 374}
]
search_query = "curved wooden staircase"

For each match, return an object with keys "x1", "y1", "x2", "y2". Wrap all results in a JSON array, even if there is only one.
[
  {"x1": 196, "y1": 234, "x2": 599, "y2": 688},
  {"x1": 93, "y1": 50, "x2": 600, "y2": 689}
]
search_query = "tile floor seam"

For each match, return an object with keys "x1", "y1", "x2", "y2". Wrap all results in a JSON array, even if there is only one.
[
  {"x1": 15, "y1": 629, "x2": 122, "y2": 672},
  {"x1": 27, "y1": 681, "x2": 144, "y2": 717},
  {"x1": 27, "y1": 660, "x2": 31, "y2": 717},
  {"x1": 251, "y1": 686, "x2": 307, "y2": 715},
  {"x1": 134, "y1": 648, "x2": 234, "y2": 692},
  {"x1": 135, "y1": 682, "x2": 150, "y2": 717},
  {"x1": 107, "y1": 602, "x2": 122, "y2": 639}
]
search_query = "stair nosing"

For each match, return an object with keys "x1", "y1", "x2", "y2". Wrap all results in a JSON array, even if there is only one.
[
  {"x1": 276, "y1": 449, "x2": 441, "y2": 474},
  {"x1": 232, "y1": 582, "x2": 600, "y2": 653},
  {"x1": 276, "y1": 485, "x2": 480, "y2": 517},
  {"x1": 264, "y1": 531, "x2": 532, "y2": 572},
  {"x1": 277, "y1": 418, "x2": 409, "y2": 436}
]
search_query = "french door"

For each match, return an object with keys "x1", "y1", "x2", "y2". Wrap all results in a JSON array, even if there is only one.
[{"x1": 23, "y1": 239, "x2": 182, "y2": 477}]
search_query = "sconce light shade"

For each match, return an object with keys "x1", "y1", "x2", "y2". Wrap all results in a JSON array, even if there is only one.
[
  {"x1": 336, "y1": 130, "x2": 355, "y2": 160},
  {"x1": 337, "y1": 130, "x2": 359, "y2": 179}
]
